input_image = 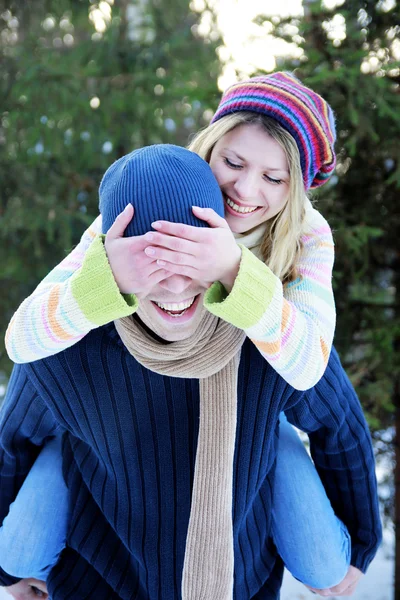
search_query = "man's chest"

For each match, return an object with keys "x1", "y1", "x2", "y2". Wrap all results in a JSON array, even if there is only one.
[{"x1": 34, "y1": 333, "x2": 294, "y2": 480}]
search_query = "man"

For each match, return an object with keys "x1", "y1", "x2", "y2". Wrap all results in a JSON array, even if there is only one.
[{"x1": 0, "y1": 145, "x2": 381, "y2": 599}]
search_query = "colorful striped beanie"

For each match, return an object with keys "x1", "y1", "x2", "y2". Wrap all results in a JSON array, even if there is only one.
[{"x1": 211, "y1": 71, "x2": 336, "y2": 190}]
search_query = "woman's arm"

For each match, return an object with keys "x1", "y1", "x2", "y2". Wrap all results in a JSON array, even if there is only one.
[
  {"x1": 140, "y1": 206, "x2": 335, "y2": 391},
  {"x1": 5, "y1": 216, "x2": 137, "y2": 363},
  {"x1": 205, "y1": 209, "x2": 336, "y2": 390}
]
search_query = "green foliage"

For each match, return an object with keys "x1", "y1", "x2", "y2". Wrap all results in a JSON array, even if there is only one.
[
  {"x1": 254, "y1": 0, "x2": 400, "y2": 523},
  {"x1": 254, "y1": 0, "x2": 400, "y2": 425},
  {"x1": 0, "y1": 0, "x2": 222, "y2": 376}
]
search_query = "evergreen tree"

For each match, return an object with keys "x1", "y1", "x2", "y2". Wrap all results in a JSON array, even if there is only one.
[
  {"x1": 254, "y1": 0, "x2": 399, "y2": 590},
  {"x1": 0, "y1": 0, "x2": 222, "y2": 375}
]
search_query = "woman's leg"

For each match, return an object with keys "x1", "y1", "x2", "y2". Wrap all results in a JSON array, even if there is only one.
[
  {"x1": 0, "y1": 435, "x2": 70, "y2": 580},
  {"x1": 271, "y1": 413, "x2": 351, "y2": 589}
]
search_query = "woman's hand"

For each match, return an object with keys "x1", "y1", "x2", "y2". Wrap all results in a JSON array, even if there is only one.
[
  {"x1": 104, "y1": 204, "x2": 173, "y2": 297},
  {"x1": 306, "y1": 565, "x2": 363, "y2": 597},
  {"x1": 143, "y1": 206, "x2": 242, "y2": 292},
  {"x1": 5, "y1": 578, "x2": 48, "y2": 599}
]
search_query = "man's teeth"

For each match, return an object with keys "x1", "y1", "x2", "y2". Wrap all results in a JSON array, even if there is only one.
[
  {"x1": 156, "y1": 298, "x2": 195, "y2": 316},
  {"x1": 226, "y1": 197, "x2": 258, "y2": 214},
  {"x1": 156, "y1": 299, "x2": 195, "y2": 311}
]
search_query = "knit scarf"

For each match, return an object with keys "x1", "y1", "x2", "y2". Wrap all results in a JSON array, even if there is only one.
[
  {"x1": 115, "y1": 312, "x2": 245, "y2": 600},
  {"x1": 234, "y1": 222, "x2": 267, "y2": 260}
]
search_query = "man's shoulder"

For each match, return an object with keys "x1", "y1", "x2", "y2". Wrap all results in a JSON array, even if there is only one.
[
  {"x1": 240, "y1": 337, "x2": 304, "y2": 400},
  {"x1": 15, "y1": 324, "x2": 129, "y2": 411},
  {"x1": 312, "y1": 346, "x2": 357, "y2": 400}
]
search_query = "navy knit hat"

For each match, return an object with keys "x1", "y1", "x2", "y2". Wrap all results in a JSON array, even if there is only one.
[
  {"x1": 211, "y1": 72, "x2": 336, "y2": 190},
  {"x1": 99, "y1": 144, "x2": 224, "y2": 236}
]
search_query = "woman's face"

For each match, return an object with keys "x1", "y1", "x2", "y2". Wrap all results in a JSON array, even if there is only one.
[{"x1": 209, "y1": 123, "x2": 290, "y2": 234}]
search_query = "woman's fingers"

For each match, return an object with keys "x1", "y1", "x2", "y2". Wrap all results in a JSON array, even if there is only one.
[
  {"x1": 156, "y1": 260, "x2": 197, "y2": 279},
  {"x1": 307, "y1": 566, "x2": 363, "y2": 597},
  {"x1": 5, "y1": 578, "x2": 49, "y2": 599},
  {"x1": 144, "y1": 231, "x2": 197, "y2": 256},
  {"x1": 145, "y1": 245, "x2": 194, "y2": 267},
  {"x1": 151, "y1": 220, "x2": 208, "y2": 242},
  {"x1": 192, "y1": 206, "x2": 230, "y2": 229},
  {"x1": 151, "y1": 210, "x2": 229, "y2": 241},
  {"x1": 148, "y1": 267, "x2": 175, "y2": 285}
]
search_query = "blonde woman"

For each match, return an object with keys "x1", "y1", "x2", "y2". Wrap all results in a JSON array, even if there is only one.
[{"x1": 2, "y1": 74, "x2": 366, "y2": 595}]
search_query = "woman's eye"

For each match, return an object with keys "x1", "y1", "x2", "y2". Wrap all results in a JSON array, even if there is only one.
[
  {"x1": 224, "y1": 157, "x2": 242, "y2": 169},
  {"x1": 265, "y1": 175, "x2": 283, "y2": 185}
]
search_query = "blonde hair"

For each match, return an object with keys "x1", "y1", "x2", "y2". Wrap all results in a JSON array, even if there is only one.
[{"x1": 188, "y1": 112, "x2": 308, "y2": 282}]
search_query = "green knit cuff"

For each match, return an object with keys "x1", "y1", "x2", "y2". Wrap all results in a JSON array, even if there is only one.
[
  {"x1": 204, "y1": 245, "x2": 277, "y2": 329},
  {"x1": 70, "y1": 235, "x2": 138, "y2": 326}
]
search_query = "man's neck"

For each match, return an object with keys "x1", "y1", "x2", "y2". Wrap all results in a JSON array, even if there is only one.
[{"x1": 132, "y1": 314, "x2": 171, "y2": 345}]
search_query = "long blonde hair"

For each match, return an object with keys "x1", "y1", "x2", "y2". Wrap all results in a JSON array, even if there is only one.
[{"x1": 188, "y1": 112, "x2": 308, "y2": 282}]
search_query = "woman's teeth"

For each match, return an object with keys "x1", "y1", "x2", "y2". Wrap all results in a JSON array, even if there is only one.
[
  {"x1": 225, "y1": 197, "x2": 258, "y2": 214},
  {"x1": 155, "y1": 298, "x2": 195, "y2": 317}
]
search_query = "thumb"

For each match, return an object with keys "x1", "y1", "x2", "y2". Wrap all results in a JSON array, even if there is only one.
[
  {"x1": 192, "y1": 206, "x2": 229, "y2": 229},
  {"x1": 106, "y1": 204, "x2": 134, "y2": 240}
]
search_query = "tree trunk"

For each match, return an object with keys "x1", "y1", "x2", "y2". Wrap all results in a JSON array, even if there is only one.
[
  {"x1": 393, "y1": 256, "x2": 400, "y2": 599},
  {"x1": 396, "y1": 372, "x2": 400, "y2": 599},
  {"x1": 303, "y1": 0, "x2": 319, "y2": 18}
]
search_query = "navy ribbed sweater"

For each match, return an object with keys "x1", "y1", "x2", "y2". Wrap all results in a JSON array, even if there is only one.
[{"x1": 0, "y1": 324, "x2": 381, "y2": 599}]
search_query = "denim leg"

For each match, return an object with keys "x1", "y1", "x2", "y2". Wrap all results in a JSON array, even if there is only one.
[
  {"x1": 271, "y1": 413, "x2": 351, "y2": 589},
  {"x1": 0, "y1": 435, "x2": 69, "y2": 580}
]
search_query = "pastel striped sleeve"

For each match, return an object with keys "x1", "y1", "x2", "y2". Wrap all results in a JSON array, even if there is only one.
[
  {"x1": 5, "y1": 216, "x2": 138, "y2": 364},
  {"x1": 204, "y1": 210, "x2": 336, "y2": 391}
]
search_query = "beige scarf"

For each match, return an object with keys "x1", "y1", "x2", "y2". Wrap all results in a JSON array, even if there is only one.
[
  {"x1": 115, "y1": 312, "x2": 245, "y2": 599},
  {"x1": 233, "y1": 222, "x2": 267, "y2": 260}
]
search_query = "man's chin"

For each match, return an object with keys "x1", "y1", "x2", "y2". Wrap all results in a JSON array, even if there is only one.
[{"x1": 136, "y1": 294, "x2": 206, "y2": 342}]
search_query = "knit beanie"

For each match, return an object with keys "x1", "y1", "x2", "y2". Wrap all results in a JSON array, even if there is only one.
[
  {"x1": 211, "y1": 71, "x2": 336, "y2": 190},
  {"x1": 99, "y1": 144, "x2": 224, "y2": 236}
]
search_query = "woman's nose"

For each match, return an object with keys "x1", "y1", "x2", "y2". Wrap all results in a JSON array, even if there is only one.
[{"x1": 234, "y1": 172, "x2": 259, "y2": 200}]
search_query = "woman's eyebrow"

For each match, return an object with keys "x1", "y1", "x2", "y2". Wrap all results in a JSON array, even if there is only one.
[
  {"x1": 222, "y1": 148, "x2": 289, "y2": 174},
  {"x1": 265, "y1": 167, "x2": 289, "y2": 173},
  {"x1": 221, "y1": 147, "x2": 246, "y2": 161}
]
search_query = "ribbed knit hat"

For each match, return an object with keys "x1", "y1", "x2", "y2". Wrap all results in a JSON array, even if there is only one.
[
  {"x1": 99, "y1": 144, "x2": 224, "y2": 236},
  {"x1": 211, "y1": 71, "x2": 336, "y2": 190}
]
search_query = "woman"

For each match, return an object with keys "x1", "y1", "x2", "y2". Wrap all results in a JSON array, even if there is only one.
[{"x1": 2, "y1": 72, "x2": 353, "y2": 594}]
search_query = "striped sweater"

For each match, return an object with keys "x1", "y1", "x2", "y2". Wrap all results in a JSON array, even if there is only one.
[
  {"x1": 0, "y1": 329, "x2": 381, "y2": 598},
  {"x1": 5, "y1": 206, "x2": 335, "y2": 390}
]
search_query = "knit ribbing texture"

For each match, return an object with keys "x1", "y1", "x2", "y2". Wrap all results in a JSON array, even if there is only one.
[
  {"x1": 0, "y1": 329, "x2": 382, "y2": 598},
  {"x1": 211, "y1": 72, "x2": 336, "y2": 190},
  {"x1": 114, "y1": 312, "x2": 246, "y2": 600},
  {"x1": 99, "y1": 145, "x2": 224, "y2": 237}
]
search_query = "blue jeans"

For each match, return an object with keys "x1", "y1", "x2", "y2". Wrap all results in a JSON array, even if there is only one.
[
  {"x1": 0, "y1": 416, "x2": 350, "y2": 587},
  {"x1": 272, "y1": 414, "x2": 351, "y2": 588},
  {"x1": 0, "y1": 436, "x2": 69, "y2": 580}
]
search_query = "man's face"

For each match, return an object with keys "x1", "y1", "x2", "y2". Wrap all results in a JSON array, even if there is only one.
[{"x1": 136, "y1": 274, "x2": 208, "y2": 342}]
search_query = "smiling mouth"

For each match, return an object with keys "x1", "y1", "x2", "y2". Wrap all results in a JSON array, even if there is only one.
[
  {"x1": 225, "y1": 196, "x2": 260, "y2": 216},
  {"x1": 152, "y1": 296, "x2": 198, "y2": 318}
]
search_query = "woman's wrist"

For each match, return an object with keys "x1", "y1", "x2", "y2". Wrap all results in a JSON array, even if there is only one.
[{"x1": 219, "y1": 247, "x2": 241, "y2": 293}]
